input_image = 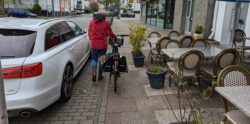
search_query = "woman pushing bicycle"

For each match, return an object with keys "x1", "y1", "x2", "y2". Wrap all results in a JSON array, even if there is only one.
[{"x1": 88, "y1": 9, "x2": 116, "y2": 82}]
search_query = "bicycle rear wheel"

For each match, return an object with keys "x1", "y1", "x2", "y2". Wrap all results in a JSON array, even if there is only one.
[{"x1": 114, "y1": 72, "x2": 117, "y2": 92}]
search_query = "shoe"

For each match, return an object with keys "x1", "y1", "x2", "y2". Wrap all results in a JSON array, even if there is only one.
[
  {"x1": 98, "y1": 71, "x2": 104, "y2": 80},
  {"x1": 92, "y1": 75, "x2": 96, "y2": 82},
  {"x1": 92, "y1": 69, "x2": 96, "y2": 82}
]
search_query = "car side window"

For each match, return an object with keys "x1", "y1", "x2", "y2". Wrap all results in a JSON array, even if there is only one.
[
  {"x1": 56, "y1": 22, "x2": 76, "y2": 42},
  {"x1": 66, "y1": 21, "x2": 83, "y2": 36},
  {"x1": 45, "y1": 25, "x2": 61, "y2": 50}
]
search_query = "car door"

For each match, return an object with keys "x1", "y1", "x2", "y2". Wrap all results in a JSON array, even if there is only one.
[
  {"x1": 55, "y1": 22, "x2": 80, "y2": 70},
  {"x1": 66, "y1": 21, "x2": 89, "y2": 68}
]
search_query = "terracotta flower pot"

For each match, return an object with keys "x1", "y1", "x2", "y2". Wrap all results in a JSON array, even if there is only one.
[{"x1": 193, "y1": 33, "x2": 203, "y2": 40}]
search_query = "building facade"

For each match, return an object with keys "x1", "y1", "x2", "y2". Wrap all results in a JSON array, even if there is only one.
[
  {"x1": 141, "y1": 0, "x2": 216, "y2": 39},
  {"x1": 211, "y1": 1, "x2": 250, "y2": 46},
  {"x1": 4, "y1": 0, "x2": 76, "y2": 15}
]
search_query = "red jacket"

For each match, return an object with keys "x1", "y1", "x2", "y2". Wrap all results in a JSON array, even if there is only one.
[{"x1": 88, "y1": 18, "x2": 116, "y2": 49}]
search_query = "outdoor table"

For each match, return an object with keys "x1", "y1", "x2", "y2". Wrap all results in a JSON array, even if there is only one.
[
  {"x1": 147, "y1": 38, "x2": 161, "y2": 44},
  {"x1": 215, "y1": 86, "x2": 250, "y2": 117},
  {"x1": 161, "y1": 46, "x2": 224, "y2": 60}
]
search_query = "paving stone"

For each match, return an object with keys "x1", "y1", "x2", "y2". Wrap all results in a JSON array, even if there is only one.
[
  {"x1": 59, "y1": 117, "x2": 73, "y2": 121},
  {"x1": 106, "y1": 97, "x2": 137, "y2": 113},
  {"x1": 136, "y1": 96, "x2": 167, "y2": 111},
  {"x1": 105, "y1": 113, "x2": 122, "y2": 124},
  {"x1": 64, "y1": 121, "x2": 79, "y2": 124},
  {"x1": 79, "y1": 120, "x2": 94, "y2": 124},
  {"x1": 49, "y1": 121, "x2": 64, "y2": 124},
  {"x1": 122, "y1": 111, "x2": 157, "y2": 124}
]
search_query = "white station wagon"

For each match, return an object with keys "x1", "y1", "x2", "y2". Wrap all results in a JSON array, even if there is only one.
[{"x1": 0, "y1": 18, "x2": 90, "y2": 117}]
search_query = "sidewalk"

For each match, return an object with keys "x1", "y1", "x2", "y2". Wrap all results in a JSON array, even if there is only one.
[{"x1": 105, "y1": 19, "x2": 225, "y2": 124}]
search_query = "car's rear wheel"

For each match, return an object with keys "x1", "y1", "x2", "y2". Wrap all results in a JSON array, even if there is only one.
[{"x1": 60, "y1": 64, "x2": 73, "y2": 102}]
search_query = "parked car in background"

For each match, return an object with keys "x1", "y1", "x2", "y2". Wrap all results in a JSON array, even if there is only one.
[
  {"x1": 8, "y1": 9, "x2": 37, "y2": 18},
  {"x1": 0, "y1": 18, "x2": 90, "y2": 117}
]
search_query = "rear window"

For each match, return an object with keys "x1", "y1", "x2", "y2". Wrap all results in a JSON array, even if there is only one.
[{"x1": 0, "y1": 29, "x2": 37, "y2": 58}]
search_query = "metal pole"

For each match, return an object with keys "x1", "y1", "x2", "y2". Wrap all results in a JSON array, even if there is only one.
[
  {"x1": 46, "y1": 0, "x2": 48, "y2": 16},
  {"x1": 230, "y1": 0, "x2": 240, "y2": 48},
  {"x1": 52, "y1": 0, "x2": 55, "y2": 16},
  {"x1": 0, "y1": 58, "x2": 9, "y2": 124}
]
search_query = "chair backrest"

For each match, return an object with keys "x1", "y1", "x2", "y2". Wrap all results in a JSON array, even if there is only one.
[
  {"x1": 179, "y1": 50, "x2": 204, "y2": 76},
  {"x1": 218, "y1": 65, "x2": 250, "y2": 87},
  {"x1": 191, "y1": 39, "x2": 210, "y2": 48},
  {"x1": 213, "y1": 49, "x2": 239, "y2": 76},
  {"x1": 234, "y1": 29, "x2": 246, "y2": 47},
  {"x1": 148, "y1": 31, "x2": 161, "y2": 38},
  {"x1": 180, "y1": 36, "x2": 194, "y2": 48},
  {"x1": 168, "y1": 30, "x2": 180, "y2": 39},
  {"x1": 156, "y1": 36, "x2": 171, "y2": 54},
  {"x1": 163, "y1": 39, "x2": 180, "y2": 49}
]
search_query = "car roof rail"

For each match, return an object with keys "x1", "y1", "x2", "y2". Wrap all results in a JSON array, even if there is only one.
[{"x1": 38, "y1": 18, "x2": 64, "y2": 26}]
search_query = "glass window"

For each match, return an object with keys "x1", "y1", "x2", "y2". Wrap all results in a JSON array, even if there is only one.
[
  {"x1": 45, "y1": 25, "x2": 61, "y2": 50},
  {"x1": 66, "y1": 21, "x2": 83, "y2": 36},
  {"x1": 146, "y1": 0, "x2": 175, "y2": 29},
  {"x1": 165, "y1": 0, "x2": 175, "y2": 29},
  {"x1": 0, "y1": 29, "x2": 36, "y2": 58},
  {"x1": 56, "y1": 22, "x2": 76, "y2": 42}
]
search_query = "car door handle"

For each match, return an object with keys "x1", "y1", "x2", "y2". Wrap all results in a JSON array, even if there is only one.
[{"x1": 69, "y1": 47, "x2": 75, "y2": 53}]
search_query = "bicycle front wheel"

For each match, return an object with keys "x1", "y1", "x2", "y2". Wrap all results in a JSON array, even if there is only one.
[{"x1": 114, "y1": 72, "x2": 118, "y2": 92}]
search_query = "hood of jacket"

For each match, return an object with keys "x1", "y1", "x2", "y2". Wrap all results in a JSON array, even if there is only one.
[{"x1": 93, "y1": 13, "x2": 105, "y2": 21}]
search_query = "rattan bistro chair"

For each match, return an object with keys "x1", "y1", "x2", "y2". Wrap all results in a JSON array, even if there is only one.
[
  {"x1": 148, "y1": 36, "x2": 170, "y2": 64},
  {"x1": 180, "y1": 35, "x2": 194, "y2": 48},
  {"x1": 234, "y1": 29, "x2": 250, "y2": 58},
  {"x1": 201, "y1": 49, "x2": 240, "y2": 83},
  {"x1": 217, "y1": 65, "x2": 250, "y2": 124},
  {"x1": 168, "y1": 30, "x2": 180, "y2": 39},
  {"x1": 164, "y1": 40, "x2": 180, "y2": 62},
  {"x1": 191, "y1": 39, "x2": 210, "y2": 48},
  {"x1": 147, "y1": 31, "x2": 161, "y2": 48},
  {"x1": 167, "y1": 50, "x2": 204, "y2": 96}
]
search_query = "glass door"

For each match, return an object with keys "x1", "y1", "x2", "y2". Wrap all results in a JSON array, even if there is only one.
[{"x1": 185, "y1": 0, "x2": 194, "y2": 35}]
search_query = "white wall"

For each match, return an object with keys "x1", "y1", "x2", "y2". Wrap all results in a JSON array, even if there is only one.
[{"x1": 245, "y1": 5, "x2": 250, "y2": 46}]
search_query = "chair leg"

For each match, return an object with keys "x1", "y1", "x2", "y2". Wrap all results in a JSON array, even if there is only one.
[{"x1": 169, "y1": 74, "x2": 172, "y2": 87}]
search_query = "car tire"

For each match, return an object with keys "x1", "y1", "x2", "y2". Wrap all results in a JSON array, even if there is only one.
[
  {"x1": 9, "y1": 15, "x2": 13, "y2": 17},
  {"x1": 60, "y1": 64, "x2": 74, "y2": 102}
]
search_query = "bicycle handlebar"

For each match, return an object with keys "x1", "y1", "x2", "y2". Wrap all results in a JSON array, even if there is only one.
[{"x1": 116, "y1": 34, "x2": 129, "y2": 38}]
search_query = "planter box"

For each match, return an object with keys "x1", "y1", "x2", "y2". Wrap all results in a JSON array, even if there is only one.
[
  {"x1": 132, "y1": 52, "x2": 145, "y2": 67},
  {"x1": 146, "y1": 70, "x2": 167, "y2": 89}
]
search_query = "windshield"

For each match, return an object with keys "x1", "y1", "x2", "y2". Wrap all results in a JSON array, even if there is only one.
[{"x1": 0, "y1": 29, "x2": 37, "y2": 58}]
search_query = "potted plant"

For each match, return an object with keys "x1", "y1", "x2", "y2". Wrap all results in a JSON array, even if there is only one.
[
  {"x1": 129, "y1": 25, "x2": 147, "y2": 67},
  {"x1": 146, "y1": 66, "x2": 167, "y2": 89},
  {"x1": 193, "y1": 25, "x2": 204, "y2": 40}
]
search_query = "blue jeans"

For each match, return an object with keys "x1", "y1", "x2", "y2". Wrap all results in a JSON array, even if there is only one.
[{"x1": 91, "y1": 48, "x2": 107, "y2": 71}]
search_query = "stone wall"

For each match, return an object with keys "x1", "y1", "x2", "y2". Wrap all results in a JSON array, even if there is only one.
[
  {"x1": 173, "y1": 0, "x2": 187, "y2": 34},
  {"x1": 192, "y1": 0, "x2": 215, "y2": 39}
]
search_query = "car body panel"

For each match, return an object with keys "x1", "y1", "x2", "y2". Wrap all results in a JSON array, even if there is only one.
[{"x1": 0, "y1": 18, "x2": 90, "y2": 116}]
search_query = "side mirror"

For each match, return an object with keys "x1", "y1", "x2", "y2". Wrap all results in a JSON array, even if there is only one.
[{"x1": 82, "y1": 28, "x2": 87, "y2": 34}]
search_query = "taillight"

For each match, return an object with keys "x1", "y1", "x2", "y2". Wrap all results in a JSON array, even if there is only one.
[
  {"x1": 2, "y1": 63, "x2": 42, "y2": 79},
  {"x1": 22, "y1": 63, "x2": 42, "y2": 78},
  {"x1": 113, "y1": 57, "x2": 119, "y2": 60},
  {"x1": 2, "y1": 66, "x2": 22, "y2": 79}
]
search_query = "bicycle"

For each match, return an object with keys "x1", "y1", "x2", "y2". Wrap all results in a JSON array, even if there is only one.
[{"x1": 102, "y1": 34, "x2": 129, "y2": 92}]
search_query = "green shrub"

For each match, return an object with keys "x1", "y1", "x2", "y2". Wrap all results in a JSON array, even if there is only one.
[
  {"x1": 195, "y1": 25, "x2": 203, "y2": 34},
  {"x1": 84, "y1": 7, "x2": 92, "y2": 13},
  {"x1": 149, "y1": 66, "x2": 164, "y2": 73},
  {"x1": 129, "y1": 25, "x2": 147, "y2": 56},
  {"x1": 30, "y1": 4, "x2": 42, "y2": 16}
]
